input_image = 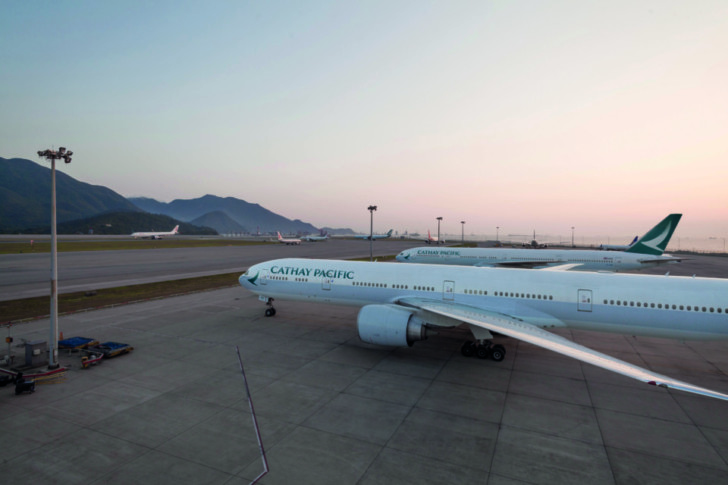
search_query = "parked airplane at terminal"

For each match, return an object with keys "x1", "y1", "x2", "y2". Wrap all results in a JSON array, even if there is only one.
[
  {"x1": 239, "y1": 257, "x2": 728, "y2": 401},
  {"x1": 277, "y1": 232, "x2": 301, "y2": 245},
  {"x1": 355, "y1": 229, "x2": 393, "y2": 240},
  {"x1": 600, "y1": 235, "x2": 638, "y2": 251},
  {"x1": 131, "y1": 225, "x2": 179, "y2": 239},
  {"x1": 397, "y1": 214, "x2": 683, "y2": 272}
]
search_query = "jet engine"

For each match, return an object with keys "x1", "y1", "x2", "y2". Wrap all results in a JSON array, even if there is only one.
[{"x1": 357, "y1": 304, "x2": 428, "y2": 347}]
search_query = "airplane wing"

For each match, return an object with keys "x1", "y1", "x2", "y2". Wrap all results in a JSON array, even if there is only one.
[{"x1": 395, "y1": 297, "x2": 728, "y2": 401}]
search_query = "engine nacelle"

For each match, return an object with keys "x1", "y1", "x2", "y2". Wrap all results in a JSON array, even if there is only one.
[{"x1": 357, "y1": 304, "x2": 427, "y2": 347}]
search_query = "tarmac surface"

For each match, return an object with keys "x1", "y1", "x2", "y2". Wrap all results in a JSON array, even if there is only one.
[{"x1": 1, "y1": 245, "x2": 727, "y2": 484}]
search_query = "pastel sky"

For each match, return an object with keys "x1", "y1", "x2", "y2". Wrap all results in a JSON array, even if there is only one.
[{"x1": 2, "y1": 1, "x2": 728, "y2": 237}]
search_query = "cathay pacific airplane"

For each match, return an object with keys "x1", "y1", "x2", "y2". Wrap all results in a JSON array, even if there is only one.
[
  {"x1": 600, "y1": 235, "x2": 638, "y2": 251},
  {"x1": 355, "y1": 229, "x2": 393, "y2": 240},
  {"x1": 303, "y1": 231, "x2": 329, "y2": 242},
  {"x1": 131, "y1": 225, "x2": 179, "y2": 239},
  {"x1": 239, "y1": 257, "x2": 728, "y2": 401},
  {"x1": 397, "y1": 214, "x2": 683, "y2": 272}
]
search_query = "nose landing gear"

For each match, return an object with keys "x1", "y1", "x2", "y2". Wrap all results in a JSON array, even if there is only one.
[{"x1": 264, "y1": 298, "x2": 276, "y2": 317}]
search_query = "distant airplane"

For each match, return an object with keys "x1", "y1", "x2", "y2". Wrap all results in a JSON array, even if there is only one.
[
  {"x1": 425, "y1": 230, "x2": 445, "y2": 245},
  {"x1": 277, "y1": 232, "x2": 302, "y2": 245},
  {"x1": 355, "y1": 229, "x2": 393, "y2": 241},
  {"x1": 398, "y1": 214, "x2": 682, "y2": 272},
  {"x1": 600, "y1": 235, "x2": 638, "y2": 251},
  {"x1": 240, "y1": 257, "x2": 728, "y2": 401},
  {"x1": 304, "y1": 231, "x2": 329, "y2": 242},
  {"x1": 131, "y1": 225, "x2": 179, "y2": 240}
]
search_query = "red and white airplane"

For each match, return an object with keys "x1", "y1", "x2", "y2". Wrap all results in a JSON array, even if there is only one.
[
  {"x1": 425, "y1": 229, "x2": 445, "y2": 245},
  {"x1": 131, "y1": 225, "x2": 179, "y2": 240},
  {"x1": 277, "y1": 232, "x2": 301, "y2": 245}
]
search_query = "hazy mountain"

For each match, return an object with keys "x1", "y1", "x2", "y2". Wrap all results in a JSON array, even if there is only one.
[
  {"x1": 24, "y1": 211, "x2": 217, "y2": 236},
  {"x1": 321, "y1": 227, "x2": 357, "y2": 236},
  {"x1": 1, "y1": 157, "x2": 141, "y2": 232},
  {"x1": 190, "y1": 211, "x2": 247, "y2": 234},
  {"x1": 129, "y1": 194, "x2": 319, "y2": 234}
]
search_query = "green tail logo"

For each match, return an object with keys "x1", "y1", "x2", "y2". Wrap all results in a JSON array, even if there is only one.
[
  {"x1": 246, "y1": 272, "x2": 259, "y2": 286},
  {"x1": 626, "y1": 214, "x2": 682, "y2": 255}
]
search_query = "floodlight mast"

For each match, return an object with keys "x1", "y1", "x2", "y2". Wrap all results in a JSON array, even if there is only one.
[
  {"x1": 368, "y1": 205, "x2": 377, "y2": 262},
  {"x1": 37, "y1": 147, "x2": 73, "y2": 370}
]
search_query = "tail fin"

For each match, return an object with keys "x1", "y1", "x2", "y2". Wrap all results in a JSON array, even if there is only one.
[
  {"x1": 628, "y1": 235, "x2": 638, "y2": 246},
  {"x1": 172, "y1": 225, "x2": 179, "y2": 234},
  {"x1": 277, "y1": 232, "x2": 282, "y2": 240},
  {"x1": 626, "y1": 214, "x2": 682, "y2": 255},
  {"x1": 386, "y1": 229, "x2": 393, "y2": 236}
]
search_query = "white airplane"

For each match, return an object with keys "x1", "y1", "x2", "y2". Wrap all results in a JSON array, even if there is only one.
[
  {"x1": 304, "y1": 232, "x2": 329, "y2": 242},
  {"x1": 277, "y1": 232, "x2": 302, "y2": 245},
  {"x1": 239, "y1": 258, "x2": 728, "y2": 401},
  {"x1": 397, "y1": 214, "x2": 683, "y2": 272},
  {"x1": 425, "y1": 230, "x2": 445, "y2": 245},
  {"x1": 600, "y1": 235, "x2": 638, "y2": 251},
  {"x1": 355, "y1": 229, "x2": 393, "y2": 241},
  {"x1": 131, "y1": 225, "x2": 179, "y2": 240}
]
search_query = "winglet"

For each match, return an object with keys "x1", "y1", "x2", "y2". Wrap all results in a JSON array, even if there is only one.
[{"x1": 626, "y1": 214, "x2": 682, "y2": 256}]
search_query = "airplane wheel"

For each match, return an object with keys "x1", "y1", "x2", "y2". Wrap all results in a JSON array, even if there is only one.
[
  {"x1": 461, "y1": 341, "x2": 475, "y2": 357},
  {"x1": 476, "y1": 345, "x2": 490, "y2": 359},
  {"x1": 265, "y1": 308, "x2": 275, "y2": 317},
  {"x1": 490, "y1": 345, "x2": 506, "y2": 362}
]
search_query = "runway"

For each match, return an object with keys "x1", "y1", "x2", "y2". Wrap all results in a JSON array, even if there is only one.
[{"x1": 0, "y1": 244, "x2": 727, "y2": 483}]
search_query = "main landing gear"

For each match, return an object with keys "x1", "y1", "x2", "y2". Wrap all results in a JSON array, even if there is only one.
[
  {"x1": 264, "y1": 298, "x2": 276, "y2": 317},
  {"x1": 461, "y1": 341, "x2": 506, "y2": 362}
]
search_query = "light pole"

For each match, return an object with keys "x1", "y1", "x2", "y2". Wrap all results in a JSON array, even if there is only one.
[
  {"x1": 37, "y1": 147, "x2": 73, "y2": 370},
  {"x1": 460, "y1": 221, "x2": 465, "y2": 245},
  {"x1": 571, "y1": 226, "x2": 575, "y2": 248},
  {"x1": 368, "y1": 205, "x2": 377, "y2": 261},
  {"x1": 436, "y1": 217, "x2": 443, "y2": 245},
  {"x1": 496, "y1": 226, "x2": 500, "y2": 243}
]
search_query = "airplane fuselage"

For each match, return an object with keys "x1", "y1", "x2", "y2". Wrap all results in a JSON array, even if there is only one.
[
  {"x1": 240, "y1": 258, "x2": 728, "y2": 341},
  {"x1": 396, "y1": 247, "x2": 679, "y2": 272}
]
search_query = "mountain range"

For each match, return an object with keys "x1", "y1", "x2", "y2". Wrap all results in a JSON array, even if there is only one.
[
  {"x1": 129, "y1": 195, "x2": 319, "y2": 234},
  {"x1": 1, "y1": 157, "x2": 333, "y2": 235},
  {"x1": 0, "y1": 157, "x2": 140, "y2": 232}
]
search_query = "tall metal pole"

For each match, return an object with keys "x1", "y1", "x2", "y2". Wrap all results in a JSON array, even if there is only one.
[
  {"x1": 496, "y1": 226, "x2": 500, "y2": 242},
  {"x1": 38, "y1": 147, "x2": 72, "y2": 370},
  {"x1": 460, "y1": 221, "x2": 465, "y2": 245},
  {"x1": 571, "y1": 226, "x2": 575, "y2": 248},
  {"x1": 437, "y1": 216, "x2": 443, "y2": 245},
  {"x1": 368, "y1": 205, "x2": 377, "y2": 262},
  {"x1": 50, "y1": 157, "x2": 58, "y2": 368}
]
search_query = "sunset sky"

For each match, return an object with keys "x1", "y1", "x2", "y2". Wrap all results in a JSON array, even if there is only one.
[{"x1": 2, "y1": 1, "x2": 727, "y2": 237}]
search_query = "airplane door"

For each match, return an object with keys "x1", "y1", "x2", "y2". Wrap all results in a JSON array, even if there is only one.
[
  {"x1": 443, "y1": 280, "x2": 455, "y2": 301},
  {"x1": 322, "y1": 277, "x2": 332, "y2": 291},
  {"x1": 578, "y1": 289, "x2": 592, "y2": 312},
  {"x1": 260, "y1": 269, "x2": 269, "y2": 285}
]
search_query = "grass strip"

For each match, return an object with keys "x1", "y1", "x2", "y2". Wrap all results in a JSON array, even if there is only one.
[
  {"x1": 1, "y1": 272, "x2": 242, "y2": 324},
  {"x1": 1, "y1": 254, "x2": 401, "y2": 323}
]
